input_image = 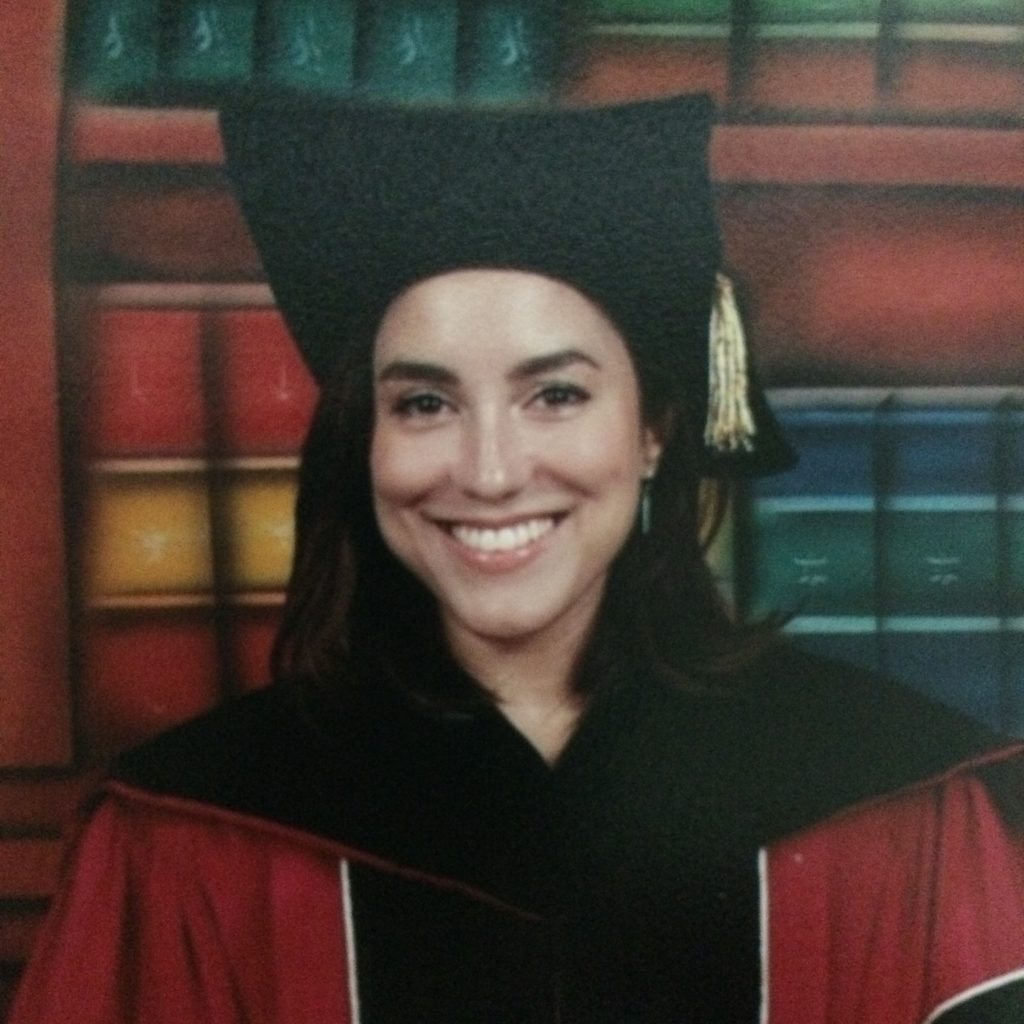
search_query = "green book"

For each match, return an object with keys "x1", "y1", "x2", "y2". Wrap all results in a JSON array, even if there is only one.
[
  {"x1": 585, "y1": 1, "x2": 730, "y2": 23},
  {"x1": 164, "y1": 0, "x2": 256, "y2": 94},
  {"x1": 460, "y1": 1, "x2": 561, "y2": 104},
  {"x1": 258, "y1": 0, "x2": 357, "y2": 93},
  {"x1": 357, "y1": 1, "x2": 459, "y2": 103},
  {"x1": 898, "y1": 0, "x2": 1023, "y2": 24},
  {"x1": 753, "y1": 0, "x2": 880, "y2": 22},
  {"x1": 68, "y1": 0, "x2": 160, "y2": 100}
]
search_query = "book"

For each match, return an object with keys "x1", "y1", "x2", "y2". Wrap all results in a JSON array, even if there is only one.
[
  {"x1": 257, "y1": 0, "x2": 357, "y2": 93},
  {"x1": 876, "y1": 398, "x2": 1005, "y2": 728},
  {"x1": 82, "y1": 308, "x2": 206, "y2": 457},
  {"x1": 357, "y1": 1, "x2": 459, "y2": 102},
  {"x1": 81, "y1": 612, "x2": 221, "y2": 755},
  {"x1": 586, "y1": 1, "x2": 729, "y2": 22},
  {"x1": 87, "y1": 468, "x2": 213, "y2": 596},
  {"x1": 459, "y1": 1, "x2": 561, "y2": 103},
  {"x1": 743, "y1": 398, "x2": 881, "y2": 670},
  {"x1": 207, "y1": 309, "x2": 317, "y2": 456},
  {"x1": 164, "y1": 0, "x2": 257, "y2": 96},
  {"x1": 216, "y1": 468, "x2": 298, "y2": 591},
  {"x1": 881, "y1": 624, "x2": 1003, "y2": 728},
  {"x1": 67, "y1": 0, "x2": 160, "y2": 100},
  {"x1": 877, "y1": 402, "x2": 1000, "y2": 616}
]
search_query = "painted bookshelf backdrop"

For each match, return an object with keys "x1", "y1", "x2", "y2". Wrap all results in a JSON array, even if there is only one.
[
  {"x1": 742, "y1": 388, "x2": 1024, "y2": 736},
  {"x1": 0, "y1": 0, "x2": 1021, "y2": 1017}
]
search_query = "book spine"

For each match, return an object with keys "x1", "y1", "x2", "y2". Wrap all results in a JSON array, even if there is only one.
[
  {"x1": 214, "y1": 467, "x2": 298, "y2": 592},
  {"x1": 1002, "y1": 402, "x2": 1024, "y2": 733},
  {"x1": 68, "y1": 0, "x2": 161, "y2": 100},
  {"x1": 206, "y1": 309, "x2": 317, "y2": 456},
  {"x1": 257, "y1": 0, "x2": 358, "y2": 93},
  {"x1": 743, "y1": 401, "x2": 881, "y2": 670},
  {"x1": 81, "y1": 611, "x2": 222, "y2": 755},
  {"x1": 586, "y1": 1, "x2": 730, "y2": 22},
  {"x1": 877, "y1": 401, "x2": 1003, "y2": 728},
  {"x1": 83, "y1": 307, "x2": 207, "y2": 458},
  {"x1": 357, "y1": 1, "x2": 459, "y2": 101},
  {"x1": 459, "y1": 1, "x2": 562, "y2": 103},
  {"x1": 164, "y1": 0, "x2": 257, "y2": 95}
]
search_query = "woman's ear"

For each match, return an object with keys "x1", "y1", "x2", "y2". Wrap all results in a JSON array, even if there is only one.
[{"x1": 641, "y1": 409, "x2": 674, "y2": 476}]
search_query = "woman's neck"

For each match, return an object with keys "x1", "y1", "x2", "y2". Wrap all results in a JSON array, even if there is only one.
[{"x1": 444, "y1": 614, "x2": 590, "y2": 765}]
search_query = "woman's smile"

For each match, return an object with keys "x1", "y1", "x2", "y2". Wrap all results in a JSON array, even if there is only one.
[{"x1": 370, "y1": 268, "x2": 663, "y2": 650}]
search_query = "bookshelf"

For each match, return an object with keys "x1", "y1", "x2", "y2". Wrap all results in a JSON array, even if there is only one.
[{"x1": 1, "y1": 0, "x2": 1021, "y2": 1015}]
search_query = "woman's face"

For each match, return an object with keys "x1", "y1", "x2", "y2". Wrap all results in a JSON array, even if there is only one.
[{"x1": 370, "y1": 269, "x2": 663, "y2": 654}]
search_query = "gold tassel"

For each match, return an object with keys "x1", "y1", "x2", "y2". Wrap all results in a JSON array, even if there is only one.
[{"x1": 705, "y1": 273, "x2": 757, "y2": 454}]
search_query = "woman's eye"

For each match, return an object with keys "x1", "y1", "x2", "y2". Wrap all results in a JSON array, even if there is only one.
[
  {"x1": 392, "y1": 392, "x2": 447, "y2": 418},
  {"x1": 532, "y1": 383, "x2": 590, "y2": 409}
]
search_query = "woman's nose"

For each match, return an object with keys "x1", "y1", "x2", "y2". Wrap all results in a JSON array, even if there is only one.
[{"x1": 454, "y1": 410, "x2": 530, "y2": 500}]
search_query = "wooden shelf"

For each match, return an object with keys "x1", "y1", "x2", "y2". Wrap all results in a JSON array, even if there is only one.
[
  {"x1": 90, "y1": 455, "x2": 299, "y2": 475},
  {"x1": 89, "y1": 591, "x2": 286, "y2": 612},
  {"x1": 68, "y1": 102, "x2": 1024, "y2": 189}
]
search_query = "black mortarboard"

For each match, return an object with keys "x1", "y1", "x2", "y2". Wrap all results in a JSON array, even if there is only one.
[{"x1": 219, "y1": 90, "x2": 795, "y2": 476}]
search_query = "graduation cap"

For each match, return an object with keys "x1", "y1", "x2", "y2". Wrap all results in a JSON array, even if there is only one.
[{"x1": 219, "y1": 90, "x2": 795, "y2": 476}]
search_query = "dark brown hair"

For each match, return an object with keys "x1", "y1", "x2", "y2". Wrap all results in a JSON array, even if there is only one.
[{"x1": 270, "y1": 316, "x2": 766, "y2": 706}]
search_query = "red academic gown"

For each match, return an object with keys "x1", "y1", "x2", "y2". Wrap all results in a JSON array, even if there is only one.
[{"x1": 10, "y1": 646, "x2": 1024, "y2": 1023}]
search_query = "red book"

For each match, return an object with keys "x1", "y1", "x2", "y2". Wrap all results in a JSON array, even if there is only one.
[
  {"x1": 83, "y1": 308, "x2": 206, "y2": 456},
  {"x1": 565, "y1": 36, "x2": 730, "y2": 104},
  {"x1": 226, "y1": 604, "x2": 283, "y2": 693},
  {"x1": 209, "y1": 309, "x2": 317, "y2": 455},
  {"x1": 80, "y1": 613, "x2": 222, "y2": 757}
]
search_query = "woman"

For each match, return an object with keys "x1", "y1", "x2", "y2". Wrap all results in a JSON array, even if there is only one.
[{"x1": 12, "y1": 92, "x2": 1024, "y2": 1023}]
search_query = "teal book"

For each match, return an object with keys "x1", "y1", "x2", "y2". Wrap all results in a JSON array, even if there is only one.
[
  {"x1": 743, "y1": 399, "x2": 881, "y2": 670},
  {"x1": 585, "y1": 1, "x2": 729, "y2": 22},
  {"x1": 68, "y1": 0, "x2": 160, "y2": 100},
  {"x1": 164, "y1": 0, "x2": 256, "y2": 94},
  {"x1": 357, "y1": 1, "x2": 458, "y2": 102},
  {"x1": 258, "y1": 0, "x2": 357, "y2": 93},
  {"x1": 877, "y1": 404, "x2": 1000, "y2": 617},
  {"x1": 459, "y1": 1, "x2": 561, "y2": 104},
  {"x1": 1005, "y1": 402, "x2": 1024, "y2": 619},
  {"x1": 877, "y1": 399, "x2": 1004, "y2": 730},
  {"x1": 745, "y1": 402, "x2": 879, "y2": 618}
]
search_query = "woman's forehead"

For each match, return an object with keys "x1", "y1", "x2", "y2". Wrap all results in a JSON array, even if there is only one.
[{"x1": 372, "y1": 267, "x2": 631, "y2": 371}]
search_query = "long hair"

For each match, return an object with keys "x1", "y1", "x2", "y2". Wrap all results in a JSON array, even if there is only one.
[{"x1": 270, "y1": 318, "x2": 769, "y2": 706}]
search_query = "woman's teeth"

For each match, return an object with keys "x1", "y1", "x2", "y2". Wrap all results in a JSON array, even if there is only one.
[{"x1": 450, "y1": 517, "x2": 555, "y2": 553}]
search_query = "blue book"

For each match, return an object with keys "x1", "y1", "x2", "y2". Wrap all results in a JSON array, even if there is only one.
[
  {"x1": 357, "y1": 1, "x2": 459, "y2": 102},
  {"x1": 68, "y1": 0, "x2": 160, "y2": 100},
  {"x1": 744, "y1": 399, "x2": 881, "y2": 670},
  {"x1": 459, "y1": 1, "x2": 561, "y2": 104},
  {"x1": 881, "y1": 623, "x2": 1003, "y2": 731},
  {"x1": 1004, "y1": 631, "x2": 1024, "y2": 737},
  {"x1": 258, "y1": 0, "x2": 357, "y2": 94}
]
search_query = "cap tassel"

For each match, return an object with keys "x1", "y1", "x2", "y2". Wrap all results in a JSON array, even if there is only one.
[{"x1": 705, "y1": 273, "x2": 757, "y2": 455}]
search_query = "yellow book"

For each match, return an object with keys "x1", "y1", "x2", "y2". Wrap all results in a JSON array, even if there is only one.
[
  {"x1": 220, "y1": 469, "x2": 297, "y2": 591},
  {"x1": 88, "y1": 472, "x2": 213, "y2": 596}
]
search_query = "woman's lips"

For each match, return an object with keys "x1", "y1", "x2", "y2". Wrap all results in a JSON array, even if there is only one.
[{"x1": 437, "y1": 514, "x2": 564, "y2": 571}]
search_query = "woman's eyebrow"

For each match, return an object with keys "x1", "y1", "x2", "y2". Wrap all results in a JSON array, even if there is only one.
[
  {"x1": 377, "y1": 360, "x2": 458, "y2": 385},
  {"x1": 509, "y1": 349, "x2": 601, "y2": 380}
]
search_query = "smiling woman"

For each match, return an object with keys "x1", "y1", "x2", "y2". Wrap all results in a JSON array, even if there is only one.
[{"x1": 10, "y1": 92, "x2": 1024, "y2": 1023}]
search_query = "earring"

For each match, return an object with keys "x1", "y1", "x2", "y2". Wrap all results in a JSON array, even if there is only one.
[{"x1": 640, "y1": 476, "x2": 653, "y2": 535}]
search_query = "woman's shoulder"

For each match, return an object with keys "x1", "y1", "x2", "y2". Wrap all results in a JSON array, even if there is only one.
[
  {"x1": 110, "y1": 680, "x2": 393, "y2": 832},
  {"x1": 728, "y1": 641, "x2": 1016, "y2": 835}
]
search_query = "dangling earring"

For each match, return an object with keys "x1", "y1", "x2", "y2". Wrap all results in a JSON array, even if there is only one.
[{"x1": 640, "y1": 476, "x2": 653, "y2": 535}]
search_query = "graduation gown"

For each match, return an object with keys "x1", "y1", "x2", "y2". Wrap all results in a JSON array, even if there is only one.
[{"x1": 10, "y1": 644, "x2": 1024, "y2": 1023}]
